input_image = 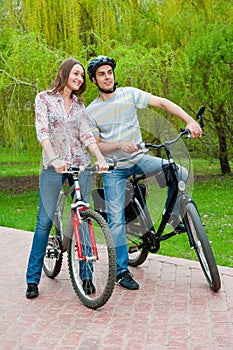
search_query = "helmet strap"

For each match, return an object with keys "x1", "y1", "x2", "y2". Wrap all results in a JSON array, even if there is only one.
[{"x1": 96, "y1": 82, "x2": 118, "y2": 94}]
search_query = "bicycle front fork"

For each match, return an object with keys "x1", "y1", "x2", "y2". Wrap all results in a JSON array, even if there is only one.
[{"x1": 72, "y1": 210, "x2": 99, "y2": 261}]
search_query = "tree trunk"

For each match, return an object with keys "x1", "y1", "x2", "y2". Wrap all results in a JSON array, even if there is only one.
[{"x1": 215, "y1": 123, "x2": 231, "y2": 174}]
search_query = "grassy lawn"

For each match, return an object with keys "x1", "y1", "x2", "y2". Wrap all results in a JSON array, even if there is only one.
[
  {"x1": 146, "y1": 175, "x2": 233, "y2": 268},
  {"x1": 0, "y1": 189, "x2": 39, "y2": 231},
  {"x1": 0, "y1": 149, "x2": 41, "y2": 177},
  {"x1": 0, "y1": 152, "x2": 232, "y2": 268}
]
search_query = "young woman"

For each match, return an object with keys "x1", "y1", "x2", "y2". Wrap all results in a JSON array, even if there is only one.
[{"x1": 26, "y1": 58, "x2": 108, "y2": 299}]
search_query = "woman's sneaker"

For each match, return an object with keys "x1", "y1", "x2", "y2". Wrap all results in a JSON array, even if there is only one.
[
  {"x1": 82, "y1": 280, "x2": 96, "y2": 295},
  {"x1": 26, "y1": 283, "x2": 39, "y2": 299},
  {"x1": 116, "y1": 271, "x2": 139, "y2": 290}
]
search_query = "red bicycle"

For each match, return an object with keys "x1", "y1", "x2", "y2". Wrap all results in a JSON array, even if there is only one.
[{"x1": 43, "y1": 165, "x2": 116, "y2": 309}]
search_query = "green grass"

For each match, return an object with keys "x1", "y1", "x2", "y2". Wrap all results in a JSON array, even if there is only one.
[
  {"x1": 190, "y1": 157, "x2": 227, "y2": 177},
  {"x1": 0, "y1": 190, "x2": 39, "y2": 231},
  {"x1": 0, "y1": 152, "x2": 232, "y2": 268},
  {"x1": 0, "y1": 149, "x2": 41, "y2": 176},
  {"x1": 146, "y1": 176, "x2": 233, "y2": 268}
]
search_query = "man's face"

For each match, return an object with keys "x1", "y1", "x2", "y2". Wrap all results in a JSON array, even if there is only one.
[{"x1": 93, "y1": 65, "x2": 114, "y2": 91}]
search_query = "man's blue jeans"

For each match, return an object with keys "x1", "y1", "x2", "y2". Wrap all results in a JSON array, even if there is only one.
[
  {"x1": 102, "y1": 154, "x2": 188, "y2": 276},
  {"x1": 26, "y1": 168, "x2": 91, "y2": 285}
]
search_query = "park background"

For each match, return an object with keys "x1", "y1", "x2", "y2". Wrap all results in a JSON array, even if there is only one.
[{"x1": 0, "y1": 0, "x2": 232, "y2": 267}]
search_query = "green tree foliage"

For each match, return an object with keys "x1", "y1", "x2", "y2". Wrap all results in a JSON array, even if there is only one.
[
  {"x1": 0, "y1": 28, "x2": 66, "y2": 156},
  {"x1": 0, "y1": 0, "x2": 232, "y2": 173},
  {"x1": 183, "y1": 2, "x2": 233, "y2": 173}
]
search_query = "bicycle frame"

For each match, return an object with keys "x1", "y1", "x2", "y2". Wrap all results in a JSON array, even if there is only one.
[
  {"x1": 155, "y1": 148, "x2": 181, "y2": 238},
  {"x1": 126, "y1": 129, "x2": 193, "y2": 253},
  {"x1": 56, "y1": 167, "x2": 97, "y2": 259},
  {"x1": 126, "y1": 172, "x2": 179, "y2": 253}
]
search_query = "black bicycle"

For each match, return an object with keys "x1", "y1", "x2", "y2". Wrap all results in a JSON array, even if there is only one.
[
  {"x1": 43, "y1": 165, "x2": 116, "y2": 309},
  {"x1": 92, "y1": 106, "x2": 221, "y2": 292}
]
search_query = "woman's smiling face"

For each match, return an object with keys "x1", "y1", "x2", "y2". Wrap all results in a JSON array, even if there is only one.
[{"x1": 66, "y1": 64, "x2": 85, "y2": 91}]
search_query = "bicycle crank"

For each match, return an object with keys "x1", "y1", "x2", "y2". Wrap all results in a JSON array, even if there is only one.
[{"x1": 129, "y1": 231, "x2": 160, "y2": 254}]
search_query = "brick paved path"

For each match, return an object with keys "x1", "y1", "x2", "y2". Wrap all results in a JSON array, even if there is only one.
[{"x1": 0, "y1": 226, "x2": 233, "y2": 350}]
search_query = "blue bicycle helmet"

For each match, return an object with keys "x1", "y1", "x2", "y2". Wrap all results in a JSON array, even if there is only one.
[{"x1": 88, "y1": 56, "x2": 116, "y2": 81}]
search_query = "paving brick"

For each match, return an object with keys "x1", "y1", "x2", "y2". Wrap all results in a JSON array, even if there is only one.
[{"x1": 1, "y1": 226, "x2": 233, "y2": 350}]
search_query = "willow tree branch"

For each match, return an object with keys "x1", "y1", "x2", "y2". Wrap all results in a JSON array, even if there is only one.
[{"x1": 0, "y1": 68, "x2": 38, "y2": 91}]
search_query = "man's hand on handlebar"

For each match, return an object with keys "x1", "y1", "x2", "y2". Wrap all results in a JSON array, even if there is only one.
[
  {"x1": 185, "y1": 120, "x2": 202, "y2": 139},
  {"x1": 119, "y1": 141, "x2": 139, "y2": 153}
]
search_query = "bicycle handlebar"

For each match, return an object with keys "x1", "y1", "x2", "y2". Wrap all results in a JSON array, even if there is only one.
[
  {"x1": 139, "y1": 106, "x2": 205, "y2": 151},
  {"x1": 138, "y1": 129, "x2": 190, "y2": 151},
  {"x1": 64, "y1": 161, "x2": 116, "y2": 175}
]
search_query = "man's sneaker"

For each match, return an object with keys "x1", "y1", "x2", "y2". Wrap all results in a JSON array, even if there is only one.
[
  {"x1": 116, "y1": 271, "x2": 139, "y2": 290},
  {"x1": 82, "y1": 280, "x2": 96, "y2": 295},
  {"x1": 168, "y1": 214, "x2": 186, "y2": 233},
  {"x1": 26, "y1": 283, "x2": 39, "y2": 299}
]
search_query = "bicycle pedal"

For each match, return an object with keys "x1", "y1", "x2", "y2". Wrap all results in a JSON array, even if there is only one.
[
  {"x1": 174, "y1": 222, "x2": 186, "y2": 233},
  {"x1": 129, "y1": 246, "x2": 138, "y2": 253},
  {"x1": 46, "y1": 247, "x2": 61, "y2": 258},
  {"x1": 174, "y1": 228, "x2": 186, "y2": 234}
]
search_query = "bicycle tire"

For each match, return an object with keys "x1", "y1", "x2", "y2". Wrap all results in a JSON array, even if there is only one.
[
  {"x1": 43, "y1": 235, "x2": 63, "y2": 278},
  {"x1": 67, "y1": 209, "x2": 116, "y2": 309},
  {"x1": 182, "y1": 201, "x2": 221, "y2": 292},
  {"x1": 126, "y1": 202, "x2": 149, "y2": 267},
  {"x1": 43, "y1": 191, "x2": 70, "y2": 278}
]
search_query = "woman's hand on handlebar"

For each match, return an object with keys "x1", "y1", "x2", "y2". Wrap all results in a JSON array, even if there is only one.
[
  {"x1": 185, "y1": 120, "x2": 202, "y2": 138},
  {"x1": 51, "y1": 159, "x2": 72, "y2": 174}
]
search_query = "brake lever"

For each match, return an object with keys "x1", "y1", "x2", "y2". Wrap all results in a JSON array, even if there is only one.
[
  {"x1": 180, "y1": 128, "x2": 192, "y2": 138},
  {"x1": 138, "y1": 142, "x2": 149, "y2": 153},
  {"x1": 196, "y1": 105, "x2": 205, "y2": 130}
]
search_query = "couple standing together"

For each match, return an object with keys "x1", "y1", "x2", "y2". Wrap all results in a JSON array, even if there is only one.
[{"x1": 26, "y1": 55, "x2": 202, "y2": 298}]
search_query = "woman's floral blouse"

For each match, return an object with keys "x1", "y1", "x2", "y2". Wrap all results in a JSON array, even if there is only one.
[{"x1": 35, "y1": 90, "x2": 96, "y2": 167}]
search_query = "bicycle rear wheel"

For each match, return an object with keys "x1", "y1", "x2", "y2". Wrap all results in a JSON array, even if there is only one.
[
  {"x1": 182, "y1": 201, "x2": 221, "y2": 292},
  {"x1": 43, "y1": 190, "x2": 72, "y2": 278},
  {"x1": 67, "y1": 209, "x2": 116, "y2": 309},
  {"x1": 43, "y1": 235, "x2": 63, "y2": 278},
  {"x1": 126, "y1": 202, "x2": 149, "y2": 267}
]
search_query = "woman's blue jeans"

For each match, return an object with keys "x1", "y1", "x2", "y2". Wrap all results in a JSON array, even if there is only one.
[
  {"x1": 102, "y1": 154, "x2": 188, "y2": 276},
  {"x1": 26, "y1": 168, "x2": 91, "y2": 285}
]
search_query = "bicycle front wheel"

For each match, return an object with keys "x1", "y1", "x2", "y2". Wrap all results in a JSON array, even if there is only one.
[
  {"x1": 67, "y1": 209, "x2": 116, "y2": 309},
  {"x1": 182, "y1": 201, "x2": 221, "y2": 292}
]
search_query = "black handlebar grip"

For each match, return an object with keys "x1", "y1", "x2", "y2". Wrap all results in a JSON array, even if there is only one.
[{"x1": 108, "y1": 165, "x2": 115, "y2": 171}]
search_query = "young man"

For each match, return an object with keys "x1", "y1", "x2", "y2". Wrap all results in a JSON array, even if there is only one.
[{"x1": 86, "y1": 56, "x2": 202, "y2": 290}]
